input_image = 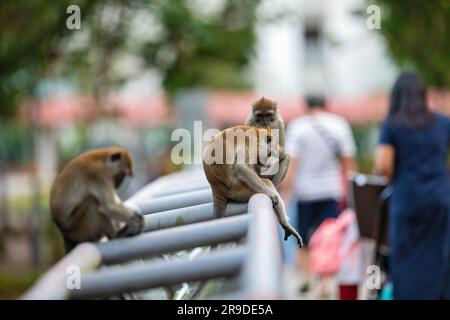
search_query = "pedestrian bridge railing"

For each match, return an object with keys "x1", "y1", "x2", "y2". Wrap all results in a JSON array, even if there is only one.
[{"x1": 22, "y1": 169, "x2": 283, "y2": 300}]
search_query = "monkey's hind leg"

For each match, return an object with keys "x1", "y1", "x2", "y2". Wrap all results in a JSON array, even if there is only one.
[
  {"x1": 100, "y1": 215, "x2": 121, "y2": 239},
  {"x1": 96, "y1": 190, "x2": 145, "y2": 237},
  {"x1": 261, "y1": 178, "x2": 303, "y2": 247},
  {"x1": 212, "y1": 193, "x2": 228, "y2": 219},
  {"x1": 61, "y1": 195, "x2": 102, "y2": 254}
]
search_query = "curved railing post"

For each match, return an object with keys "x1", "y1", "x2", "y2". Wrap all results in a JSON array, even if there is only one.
[{"x1": 241, "y1": 194, "x2": 283, "y2": 299}]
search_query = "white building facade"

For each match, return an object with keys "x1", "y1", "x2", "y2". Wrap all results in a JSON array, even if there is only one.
[{"x1": 252, "y1": 0, "x2": 397, "y2": 99}]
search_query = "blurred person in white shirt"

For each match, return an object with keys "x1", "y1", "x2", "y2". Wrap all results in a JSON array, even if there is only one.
[{"x1": 280, "y1": 96, "x2": 357, "y2": 295}]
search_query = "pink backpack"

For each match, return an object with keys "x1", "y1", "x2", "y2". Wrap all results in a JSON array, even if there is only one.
[{"x1": 309, "y1": 209, "x2": 356, "y2": 276}]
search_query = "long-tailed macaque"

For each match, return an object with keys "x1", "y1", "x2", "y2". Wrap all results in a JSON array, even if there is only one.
[
  {"x1": 203, "y1": 125, "x2": 302, "y2": 246},
  {"x1": 50, "y1": 147, "x2": 145, "y2": 253},
  {"x1": 246, "y1": 97, "x2": 290, "y2": 187}
]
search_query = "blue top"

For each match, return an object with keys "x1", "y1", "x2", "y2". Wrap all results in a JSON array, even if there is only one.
[
  {"x1": 379, "y1": 113, "x2": 450, "y2": 214},
  {"x1": 379, "y1": 113, "x2": 450, "y2": 299}
]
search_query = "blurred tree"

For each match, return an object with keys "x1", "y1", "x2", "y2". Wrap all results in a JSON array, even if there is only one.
[
  {"x1": 140, "y1": 0, "x2": 260, "y2": 96},
  {"x1": 0, "y1": 0, "x2": 261, "y2": 118},
  {"x1": 373, "y1": 0, "x2": 450, "y2": 88},
  {"x1": 0, "y1": 0, "x2": 98, "y2": 118}
]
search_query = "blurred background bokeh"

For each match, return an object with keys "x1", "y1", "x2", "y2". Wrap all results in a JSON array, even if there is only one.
[{"x1": 0, "y1": 0, "x2": 449, "y2": 299}]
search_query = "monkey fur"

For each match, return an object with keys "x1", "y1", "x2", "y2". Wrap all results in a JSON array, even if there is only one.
[
  {"x1": 246, "y1": 97, "x2": 290, "y2": 187},
  {"x1": 50, "y1": 146, "x2": 145, "y2": 253},
  {"x1": 203, "y1": 125, "x2": 302, "y2": 246}
]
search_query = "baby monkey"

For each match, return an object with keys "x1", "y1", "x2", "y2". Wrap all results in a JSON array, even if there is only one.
[{"x1": 246, "y1": 97, "x2": 290, "y2": 187}]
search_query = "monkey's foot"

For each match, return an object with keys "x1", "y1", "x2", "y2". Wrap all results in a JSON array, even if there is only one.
[
  {"x1": 282, "y1": 224, "x2": 303, "y2": 248},
  {"x1": 117, "y1": 214, "x2": 145, "y2": 237}
]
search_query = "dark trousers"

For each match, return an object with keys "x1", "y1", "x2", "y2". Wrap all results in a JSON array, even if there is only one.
[{"x1": 296, "y1": 199, "x2": 339, "y2": 247}]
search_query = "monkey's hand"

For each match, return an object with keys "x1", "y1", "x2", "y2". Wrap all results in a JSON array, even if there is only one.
[
  {"x1": 117, "y1": 213, "x2": 145, "y2": 237},
  {"x1": 282, "y1": 223, "x2": 303, "y2": 248}
]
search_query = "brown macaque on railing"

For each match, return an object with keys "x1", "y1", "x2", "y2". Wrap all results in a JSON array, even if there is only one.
[
  {"x1": 50, "y1": 147, "x2": 145, "y2": 253},
  {"x1": 203, "y1": 125, "x2": 302, "y2": 247}
]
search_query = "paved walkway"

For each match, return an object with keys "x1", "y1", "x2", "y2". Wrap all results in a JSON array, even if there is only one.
[{"x1": 283, "y1": 265, "x2": 339, "y2": 300}]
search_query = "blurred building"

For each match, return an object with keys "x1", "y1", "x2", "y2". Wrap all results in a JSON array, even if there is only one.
[
  {"x1": 253, "y1": 0, "x2": 397, "y2": 99},
  {"x1": 204, "y1": 0, "x2": 401, "y2": 128}
]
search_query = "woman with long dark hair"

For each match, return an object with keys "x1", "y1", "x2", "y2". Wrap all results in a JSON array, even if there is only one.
[{"x1": 375, "y1": 72, "x2": 450, "y2": 299}]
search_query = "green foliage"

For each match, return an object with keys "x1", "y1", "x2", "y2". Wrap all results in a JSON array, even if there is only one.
[
  {"x1": 0, "y1": 121, "x2": 28, "y2": 165},
  {"x1": 373, "y1": 0, "x2": 450, "y2": 88},
  {"x1": 351, "y1": 125, "x2": 378, "y2": 173},
  {"x1": 0, "y1": 271, "x2": 40, "y2": 299},
  {"x1": 0, "y1": 0, "x2": 260, "y2": 117},
  {"x1": 0, "y1": 0, "x2": 96, "y2": 118},
  {"x1": 55, "y1": 123, "x2": 89, "y2": 165},
  {"x1": 141, "y1": 0, "x2": 259, "y2": 95}
]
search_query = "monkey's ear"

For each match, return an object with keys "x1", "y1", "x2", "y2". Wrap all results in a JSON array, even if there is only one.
[{"x1": 110, "y1": 152, "x2": 122, "y2": 162}]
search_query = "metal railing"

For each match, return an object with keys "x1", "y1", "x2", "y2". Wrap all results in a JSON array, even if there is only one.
[{"x1": 22, "y1": 169, "x2": 283, "y2": 300}]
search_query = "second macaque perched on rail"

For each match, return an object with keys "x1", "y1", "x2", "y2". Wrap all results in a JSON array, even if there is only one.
[
  {"x1": 50, "y1": 147, "x2": 145, "y2": 253},
  {"x1": 203, "y1": 125, "x2": 303, "y2": 246}
]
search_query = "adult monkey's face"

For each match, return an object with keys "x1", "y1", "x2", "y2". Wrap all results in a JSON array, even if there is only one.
[
  {"x1": 257, "y1": 129, "x2": 278, "y2": 166},
  {"x1": 254, "y1": 109, "x2": 276, "y2": 125},
  {"x1": 106, "y1": 148, "x2": 134, "y2": 189}
]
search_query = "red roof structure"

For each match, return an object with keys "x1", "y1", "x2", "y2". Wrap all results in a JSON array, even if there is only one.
[
  {"x1": 31, "y1": 90, "x2": 450, "y2": 128},
  {"x1": 206, "y1": 91, "x2": 390, "y2": 127}
]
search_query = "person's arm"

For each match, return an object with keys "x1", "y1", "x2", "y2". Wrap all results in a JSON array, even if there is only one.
[
  {"x1": 341, "y1": 156, "x2": 357, "y2": 174},
  {"x1": 375, "y1": 119, "x2": 396, "y2": 181},
  {"x1": 340, "y1": 121, "x2": 358, "y2": 199},
  {"x1": 340, "y1": 155, "x2": 357, "y2": 200},
  {"x1": 281, "y1": 121, "x2": 301, "y2": 205},
  {"x1": 446, "y1": 116, "x2": 450, "y2": 166},
  {"x1": 374, "y1": 144, "x2": 395, "y2": 181},
  {"x1": 279, "y1": 156, "x2": 299, "y2": 205}
]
